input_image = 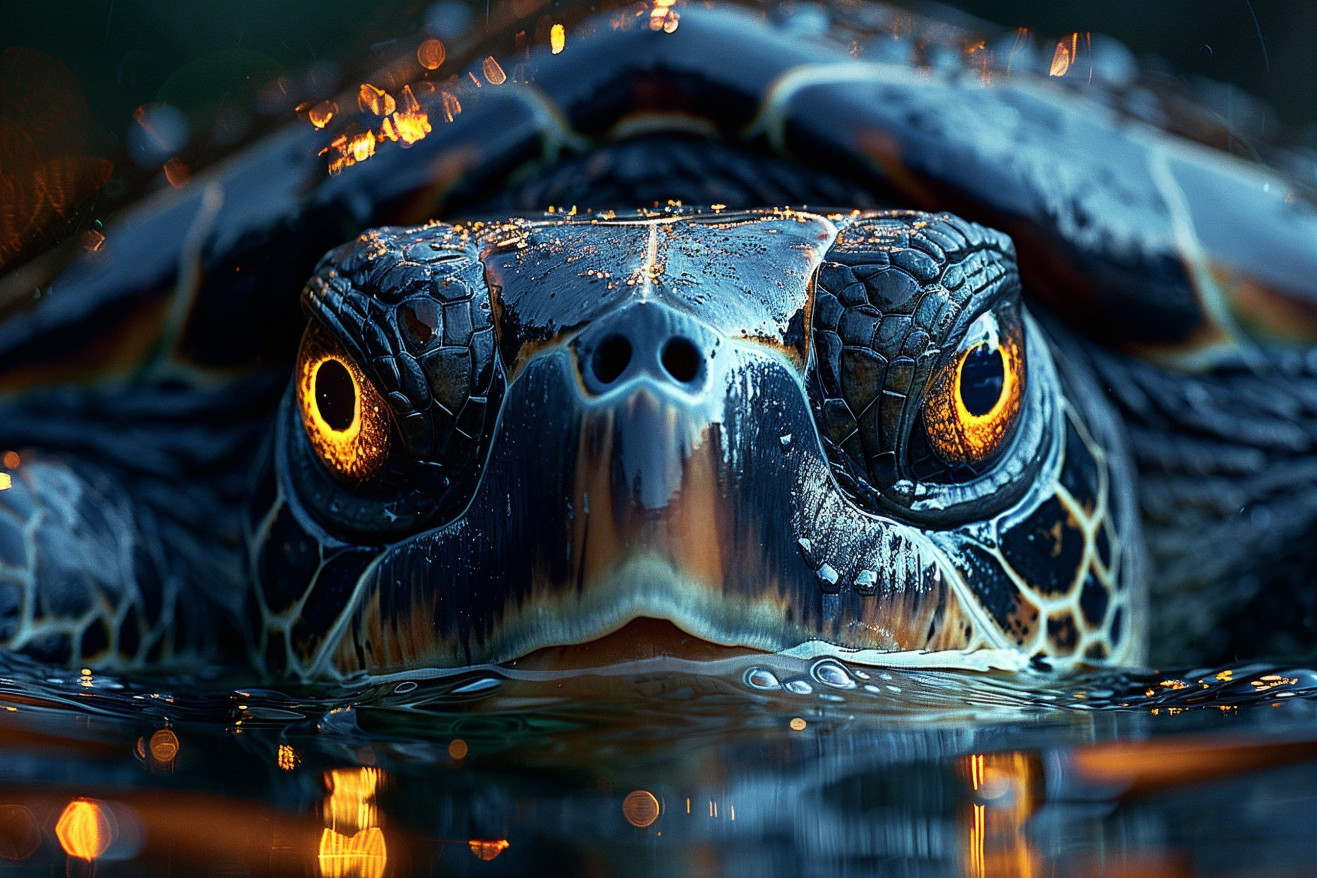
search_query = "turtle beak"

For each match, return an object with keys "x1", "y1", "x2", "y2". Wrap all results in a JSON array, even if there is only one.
[{"x1": 317, "y1": 303, "x2": 983, "y2": 675}]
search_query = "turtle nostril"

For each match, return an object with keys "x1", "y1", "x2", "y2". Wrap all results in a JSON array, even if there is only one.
[
  {"x1": 661, "y1": 337, "x2": 701, "y2": 384},
  {"x1": 591, "y1": 334, "x2": 632, "y2": 384}
]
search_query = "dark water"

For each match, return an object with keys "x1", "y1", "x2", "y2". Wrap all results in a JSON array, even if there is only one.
[{"x1": 0, "y1": 655, "x2": 1315, "y2": 876}]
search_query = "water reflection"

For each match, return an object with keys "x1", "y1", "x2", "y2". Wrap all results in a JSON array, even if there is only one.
[
  {"x1": 0, "y1": 656, "x2": 1309, "y2": 874},
  {"x1": 55, "y1": 799, "x2": 111, "y2": 861},
  {"x1": 963, "y1": 752, "x2": 1038, "y2": 878}
]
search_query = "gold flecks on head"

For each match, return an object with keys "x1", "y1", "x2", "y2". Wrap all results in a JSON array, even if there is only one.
[
  {"x1": 923, "y1": 314, "x2": 1025, "y2": 466},
  {"x1": 296, "y1": 323, "x2": 392, "y2": 485}
]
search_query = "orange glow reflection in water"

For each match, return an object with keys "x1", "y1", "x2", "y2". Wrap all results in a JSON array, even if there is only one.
[
  {"x1": 961, "y1": 752, "x2": 1038, "y2": 878},
  {"x1": 55, "y1": 799, "x2": 113, "y2": 861},
  {"x1": 319, "y1": 827, "x2": 387, "y2": 878},
  {"x1": 468, "y1": 838, "x2": 510, "y2": 861},
  {"x1": 323, "y1": 767, "x2": 381, "y2": 832},
  {"x1": 277, "y1": 743, "x2": 300, "y2": 771},
  {"x1": 318, "y1": 767, "x2": 387, "y2": 878}
]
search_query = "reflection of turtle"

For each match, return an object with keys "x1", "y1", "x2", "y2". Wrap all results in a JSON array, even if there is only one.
[{"x1": 1, "y1": 0, "x2": 1315, "y2": 677}]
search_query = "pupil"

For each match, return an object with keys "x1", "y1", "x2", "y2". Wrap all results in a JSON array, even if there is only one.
[
  {"x1": 959, "y1": 345, "x2": 1005, "y2": 417},
  {"x1": 315, "y1": 359, "x2": 357, "y2": 431}
]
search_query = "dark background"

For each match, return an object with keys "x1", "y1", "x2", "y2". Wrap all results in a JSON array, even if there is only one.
[
  {"x1": 4, "y1": 0, "x2": 1314, "y2": 136},
  {"x1": 1, "y1": 0, "x2": 1314, "y2": 270}
]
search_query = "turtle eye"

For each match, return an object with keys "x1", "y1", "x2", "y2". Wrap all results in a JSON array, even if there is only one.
[
  {"x1": 922, "y1": 312, "x2": 1025, "y2": 467},
  {"x1": 295, "y1": 322, "x2": 392, "y2": 486}
]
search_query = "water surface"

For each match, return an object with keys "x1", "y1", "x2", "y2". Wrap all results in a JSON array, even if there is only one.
[{"x1": 0, "y1": 654, "x2": 1315, "y2": 875}]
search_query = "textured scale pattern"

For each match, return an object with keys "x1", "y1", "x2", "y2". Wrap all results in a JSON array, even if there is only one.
[
  {"x1": 931, "y1": 405, "x2": 1132, "y2": 662},
  {"x1": 252, "y1": 224, "x2": 506, "y2": 673},
  {"x1": 810, "y1": 212, "x2": 1016, "y2": 503},
  {"x1": 808, "y1": 212, "x2": 1136, "y2": 663},
  {"x1": 305, "y1": 224, "x2": 501, "y2": 483}
]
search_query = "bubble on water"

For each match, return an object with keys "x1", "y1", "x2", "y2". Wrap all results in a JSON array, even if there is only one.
[
  {"x1": 783, "y1": 679, "x2": 813, "y2": 695},
  {"x1": 744, "y1": 668, "x2": 781, "y2": 690},
  {"x1": 812, "y1": 660, "x2": 856, "y2": 690}
]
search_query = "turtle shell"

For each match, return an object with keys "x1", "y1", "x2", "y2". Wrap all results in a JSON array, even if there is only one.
[{"x1": 1, "y1": 0, "x2": 1316, "y2": 672}]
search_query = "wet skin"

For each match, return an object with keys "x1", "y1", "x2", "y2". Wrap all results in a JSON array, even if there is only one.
[{"x1": 252, "y1": 209, "x2": 1140, "y2": 678}]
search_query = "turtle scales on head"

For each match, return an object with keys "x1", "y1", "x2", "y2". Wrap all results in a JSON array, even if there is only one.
[{"x1": 1, "y1": 0, "x2": 1316, "y2": 677}]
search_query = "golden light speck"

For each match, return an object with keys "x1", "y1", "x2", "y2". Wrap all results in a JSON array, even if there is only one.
[
  {"x1": 278, "y1": 743, "x2": 300, "y2": 771},
  {"x1": 649, "y1": 0, "x2": 679, "y2": 33},
  {"x1": 81, "y1": 230, "x2": 106, "y2": 252},
  {"x1": 481, "y1": 56, "x2": 507, "y2": 85},
  {"x1": 622, "y1": 790, "x2": 660, "y2": 828},
  {"x1": 309, "y1": 100, "x2": 337, "y2": 128},
  {"x1": 148, "y1": 729, "x2": 179, "y2": 763},
  {"x1": 381, "y1": 85, "x2": 431, "y2": 145},
  {"x1": 357, "y1": 83, "x2": 396, "y2": 116},
  {"x1": 440, "y1": 91, "x2": 462, "y2": 122},
  {"x1": 55, "y1": 799, "x2": 113, "y2": 861},
  {"x1": 417, "y1": 39, "x2": 447, "y2": 70},
  {"x1": 550, "y1": 23, "x2": 566, "y2": 54},
  {"x1": 349, "y1": 132, "x2": 376, "y2": 162},
  {"x1": 468, "y1": 839, "x2": 509, "y2": 861},
  {"x1": 1049, "y1": 34, "x2": 1078, "y2": 77},
  {"x1": 448, "y1": 738, "x2": 468, "y2": 760},
  {"x1": 789, "y1": 717, "x2": 807, "y2": 731}
]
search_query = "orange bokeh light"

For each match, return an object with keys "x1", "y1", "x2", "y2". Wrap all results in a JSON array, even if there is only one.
[
  {"x1": 148, "y1": 729, "x2": 179, "y2": 763},
  {"x1": 417, "y1": 39, "x2": 447, "y2": 70},
  {"x1": 55, "y1": 799, "x2": 112, "y2": 861},
  {"x1": 622, "y1": 790, "x2": 660, "y2": 828},
  {"x1": 468, "y1": 838, "x2": 509, "y2": 861},
  {"x1": 481, "y1": 56, "x2": 507, "y2": 85}
]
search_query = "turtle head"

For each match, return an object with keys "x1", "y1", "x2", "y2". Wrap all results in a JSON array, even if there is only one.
[{"x1": 251, "y1": 209, "x2": 1142, "y2": 677}]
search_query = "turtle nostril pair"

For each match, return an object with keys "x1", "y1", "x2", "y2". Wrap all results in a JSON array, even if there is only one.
[{"x1": 588, "y1": 334, "x2": 702, "y2": 386}]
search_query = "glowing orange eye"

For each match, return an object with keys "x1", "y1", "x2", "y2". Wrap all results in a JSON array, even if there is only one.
[
  {"x1": 922, "y1": 314, "x2": 1025, "y2": 466},
  {"x1": 296, "y1": 324, "x2": 392, "y2": 485}
]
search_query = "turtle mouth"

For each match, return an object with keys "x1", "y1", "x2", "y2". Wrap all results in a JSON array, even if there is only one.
[{"x1": 506, "y1": 618, "x2": 764, "y2": 670}]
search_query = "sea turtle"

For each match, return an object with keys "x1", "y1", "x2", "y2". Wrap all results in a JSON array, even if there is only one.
[{"x1": 2, "y1": 0, "x2": 1316, "y2": 678}]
